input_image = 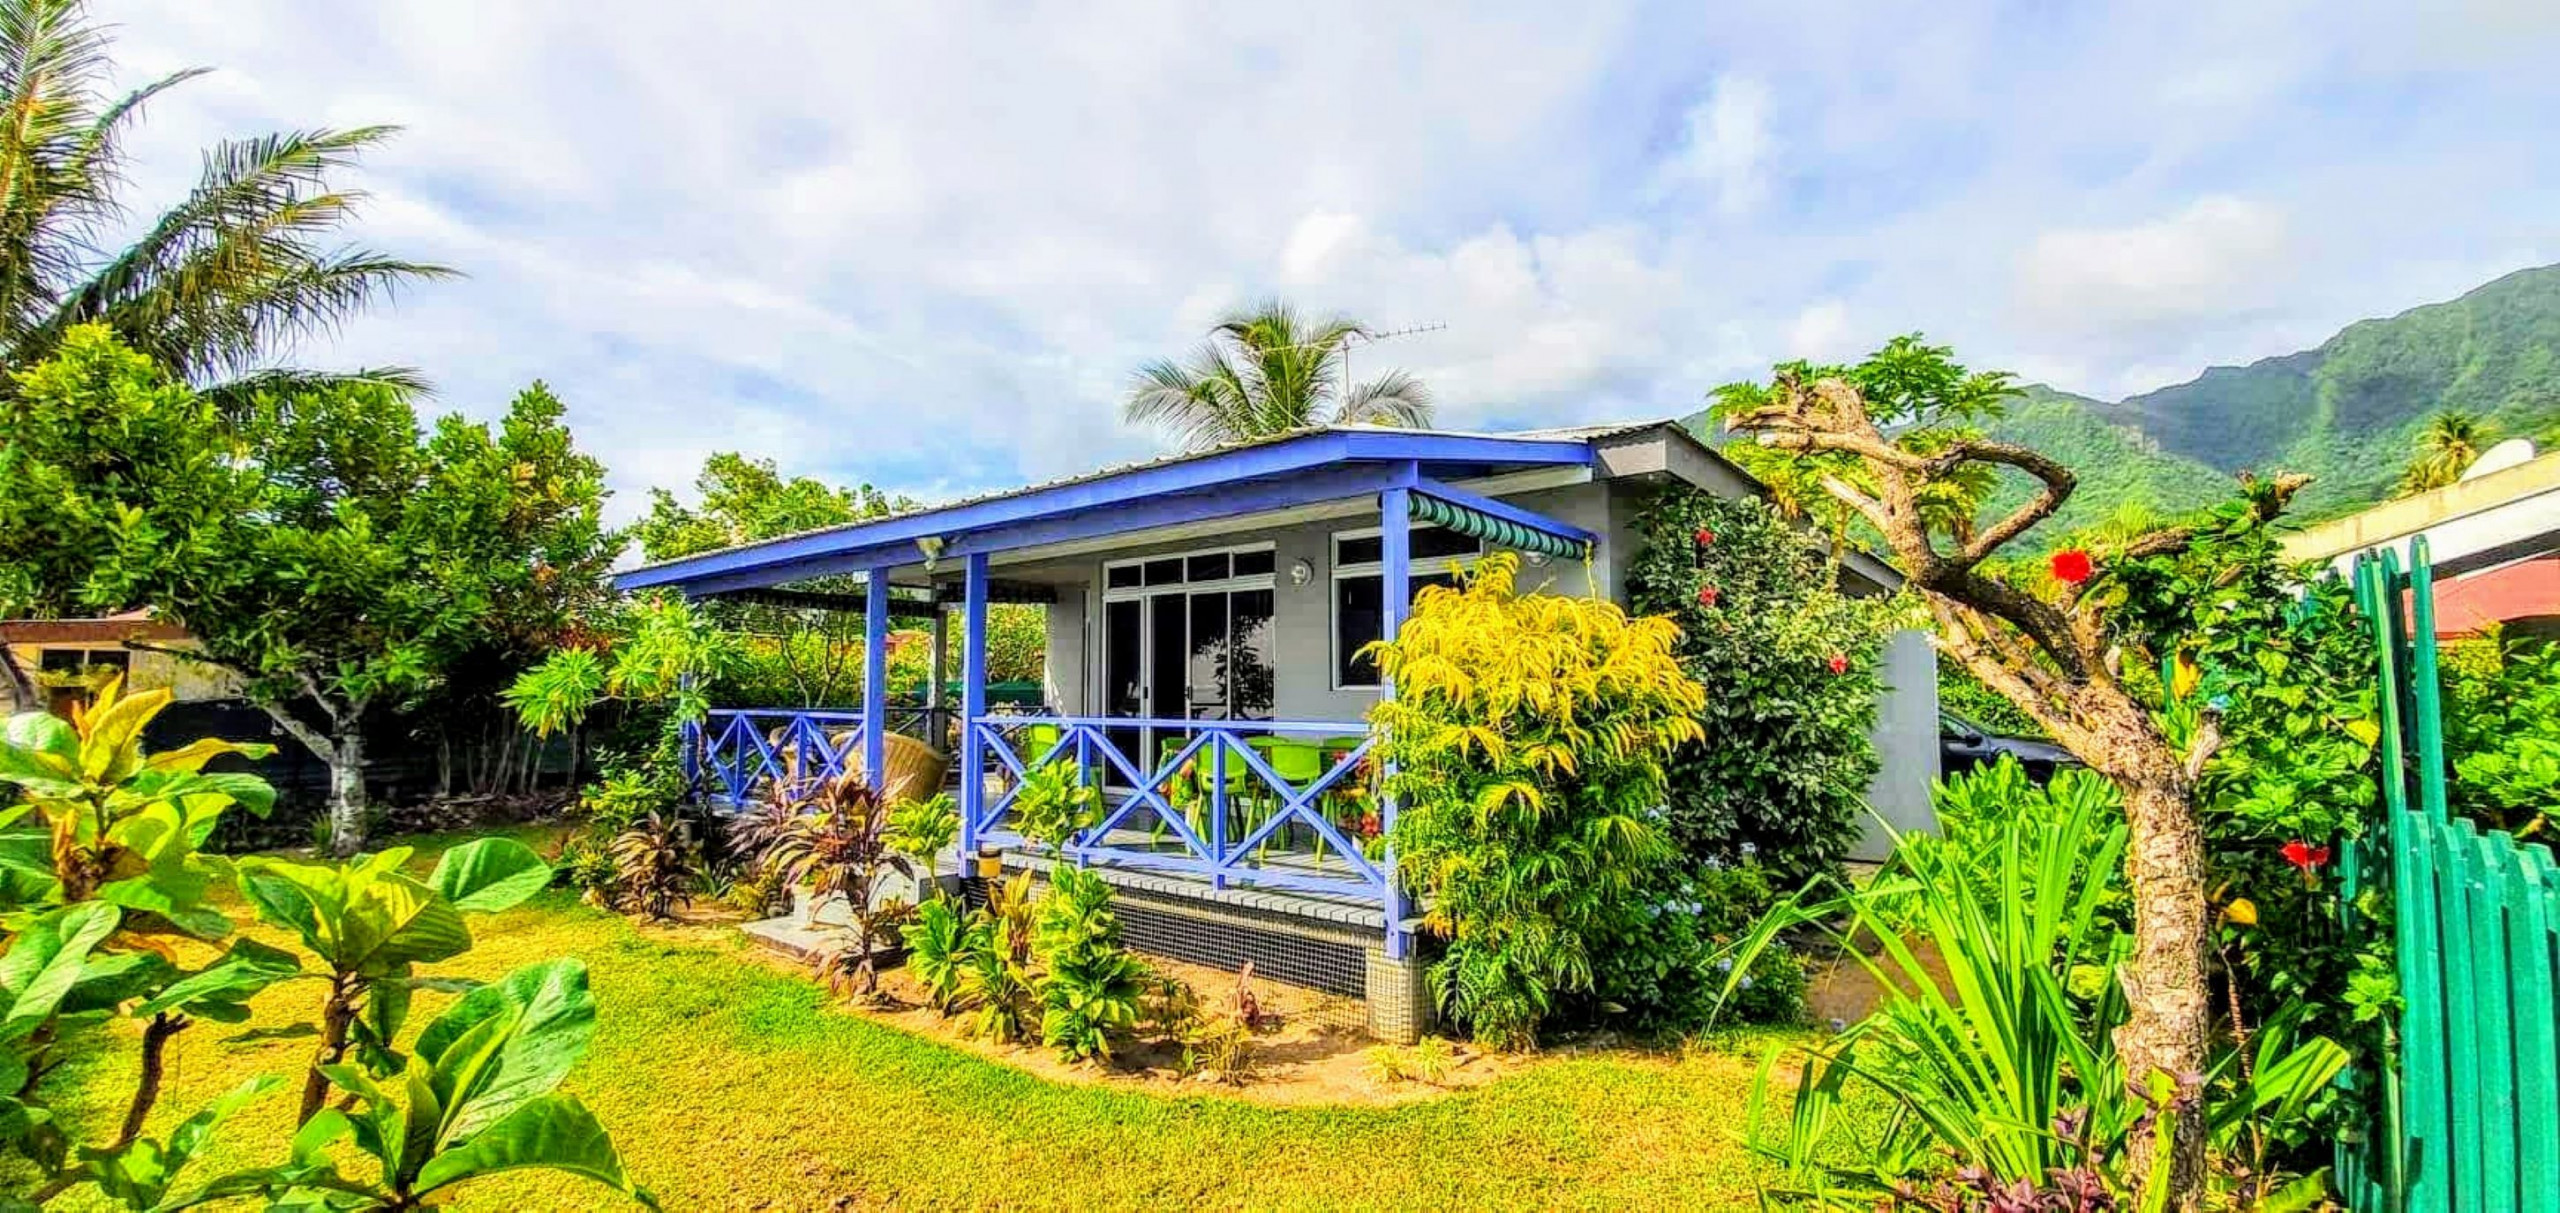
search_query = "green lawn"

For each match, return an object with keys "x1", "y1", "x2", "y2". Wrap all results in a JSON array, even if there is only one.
[{"x1": 21, "y1": 829, "x2": 1789, "y2": 1211}]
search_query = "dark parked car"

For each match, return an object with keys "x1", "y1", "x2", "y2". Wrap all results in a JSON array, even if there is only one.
[{"x1": 1939, "y1": 710, "x2": 2080, "y2": 782}]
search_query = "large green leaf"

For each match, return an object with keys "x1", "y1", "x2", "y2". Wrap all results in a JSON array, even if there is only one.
[
  {"x1": 427, "y1": 838, "x2": 551, "y2": 916},
  {"x1": 0, "y1": 712, "x2": 83, "y2": 797},
  {"x1": 76, "y1": 1076, "x2": 279, "y2": 1211},
  {"x1": 414, "y1": 958, "x2": 596, "y2": 1148},
  {"x1": 138, "y1": 939, "x2": 302, "y2": 1022},
  {"x1": 342, "y1": 870, "x2": 471, "y2": 975},
  {"x1": 0, "y1": 902, "x2": 119, "y2": 1042},
  {"x1": 410, "y1": 1095, "x2": 653, "y2": 1207},
  {"x1": 233, "y1": 859, "x2": 330, "y2": 957},
  {"x1": 0, "y1": 806, "x2": 61, "y2": 910},
  {"x1": 77, "y1": 684, "x2": 171, "y2": 784},
  {"x1": 57, "y1": 950, "x2": 179, "y2": 1018}
]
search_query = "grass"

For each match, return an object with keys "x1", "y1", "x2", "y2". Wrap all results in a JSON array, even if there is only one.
[{"x1": 18, "y1": 828, "x2": 1790, "y2": 1210}]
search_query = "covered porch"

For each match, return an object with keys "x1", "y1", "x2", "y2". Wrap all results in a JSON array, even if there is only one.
[{"x1": 621, "y1": 427, "x2": 1620, "y2": 958}]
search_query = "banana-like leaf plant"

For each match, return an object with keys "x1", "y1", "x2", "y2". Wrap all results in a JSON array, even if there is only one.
[
  {"x1": 0, "y1": 678, "x2": 275, "y2": 934},
  {"x1": 234, "y1": 837, "x2": 551, "y2": 1121},
  {"x1": 184, "y1": 958, "x2": 656, "y2": 1210}
]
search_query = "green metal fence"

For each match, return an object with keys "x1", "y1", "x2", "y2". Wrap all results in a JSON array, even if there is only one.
[{"x1": 2343, "y1": 539, "x2": 2560, "y2": 1212}]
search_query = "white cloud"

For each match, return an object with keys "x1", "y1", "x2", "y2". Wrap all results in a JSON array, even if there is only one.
[
  {"x1": 2013, "y1": 197, "x2": 2293, "y2": 331},
  {"x1": 1659, "y1": 75, "x2": 1776, "y2": 217},
  {"x1": 1785, "y1": 300, "x2": 1854, "y2": 361},
  {"x1": 87, "y1": 0, "x2": 2560, "y2": 512}
]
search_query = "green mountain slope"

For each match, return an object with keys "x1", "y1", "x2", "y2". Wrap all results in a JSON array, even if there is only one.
[
  {"x1": 2106, "y1": 264, "x2": 2560, "y2": 518},
  {"x1": 1978, "y1": 386, "x2": 2233, "y2": 539},
  {"x1": 1684, "y1": 263, "x2": 2560, "y2": 545}
]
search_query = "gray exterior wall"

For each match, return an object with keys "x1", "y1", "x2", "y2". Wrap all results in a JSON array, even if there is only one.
[
  {"x1": 1857, "y1": 629, "x2": 1941, "y2": 860},
  {"x1": 1019, "y1": 480, "x2": 1620, "y2": 726},
  {"x1": 1012, "y1": 468, "x2": 1938, "y2": 845}
]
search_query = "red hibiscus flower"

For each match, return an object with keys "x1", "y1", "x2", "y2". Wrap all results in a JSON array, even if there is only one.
[
  {"x1": 2280, "y1": 840, "x2": 2331, "y2": 871},
  {"x1": 1693, "y1": 526, "x2": 1715, "y2": 546},
  {"x1": 2050, "y1": 548, "x2": 2095, "y2": 585},
  {"x1": 1696, "y1": 584, "x2": 1720, "y2": 607},
  {"x1": 1827, "y1": 653, "x2": 1849, "y2": 675}
]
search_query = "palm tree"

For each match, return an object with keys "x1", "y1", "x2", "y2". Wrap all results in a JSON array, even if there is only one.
[
  {"x1": 1124, "y1": 300, "x2": 1433, "y2": 450},
  {"x1": 2398, "y1": 411, "x2": 2497, "y2": 495},
  {"x1": 0, "y1": 0, "x2": 447, "y2": 395}
]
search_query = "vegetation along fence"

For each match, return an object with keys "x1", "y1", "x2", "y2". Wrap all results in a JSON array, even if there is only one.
[{"x1": 2340, "y1": 538, "x2": 2560, "y2": 1212}]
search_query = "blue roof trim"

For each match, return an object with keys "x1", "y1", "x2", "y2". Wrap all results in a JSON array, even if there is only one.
[{"x1": 616, "y1": 429, "x2": 1596, "y2": 593}]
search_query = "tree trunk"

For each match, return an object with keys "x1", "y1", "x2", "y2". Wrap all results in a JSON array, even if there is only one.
[
  {"x1": 2113, "y1": 768, "x2": 2211, "y2": 1208},
  {"x1": 254, "y1": 698, "x2": 370, "y2": 856},
  {"x1": 326, "y1": 731, "x2": 367, "y2": 856}
]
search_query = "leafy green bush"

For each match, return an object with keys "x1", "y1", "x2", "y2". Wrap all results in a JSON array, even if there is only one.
[
  {"x1": 1032, "y1": 865, "x2": 1146, "y2": 1063},
  {"x1": 1589, "y1": 862, "x2": 1807, "y2": 1030},
  {"x1": 1371, "y1": 552, "x2": 1707, "y2": 1048},
  {"x1": 2442, "y1": 629, "x2": 2560, "y2": 840},
  {"x1": 0, "y1": 680, "x2": 651, "y2": 1208},
  {"x1": 1745, "y1": 786, "x2": 2345, "y2": 1208},
  {"x1": 1625, "y1": 490, "x2": 1898, "y2": 889}
]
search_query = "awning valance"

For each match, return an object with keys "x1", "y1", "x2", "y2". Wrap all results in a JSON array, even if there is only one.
[{"x1": 1409, "y1": 490, "x2": 1589, "y2": 559}]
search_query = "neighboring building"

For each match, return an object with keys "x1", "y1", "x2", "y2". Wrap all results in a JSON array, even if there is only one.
[
  {"x1": 0, "y1": 610, "x2": 240, "y2": 715},
  {"x1": 2283, "y1": 440, "x2": 2560, "y2": 640},
  {"x1": 620, "y1": 421, "x2": 1939, "y2": 1041}
]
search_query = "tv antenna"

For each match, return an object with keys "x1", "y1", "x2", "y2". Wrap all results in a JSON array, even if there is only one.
[{"x1": 1341, "y1": 320, "x2": 1445, "y2": 392}]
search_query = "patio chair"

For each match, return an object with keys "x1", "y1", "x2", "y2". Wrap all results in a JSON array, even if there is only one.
[{"x1": 849, "y1": 730, "x2": 951, "y2": 806}]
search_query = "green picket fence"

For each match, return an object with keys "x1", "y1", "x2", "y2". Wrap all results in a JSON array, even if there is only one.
[{"x1": 2341, "y1": 539, "x2": 2560, "y2": 1213}]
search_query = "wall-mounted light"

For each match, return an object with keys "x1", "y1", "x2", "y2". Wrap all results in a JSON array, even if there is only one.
[
  {"x1": 1289, "y1": 558, "x2": 1314, "y2": 586},
  {"x1": 1524, "y1": 550, "x2": 1550, "y2": 567}
]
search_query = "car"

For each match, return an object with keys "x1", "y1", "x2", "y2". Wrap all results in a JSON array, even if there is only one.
[{"x1": 1939, "y1": 710, "x2": 2080, "y2": 782}]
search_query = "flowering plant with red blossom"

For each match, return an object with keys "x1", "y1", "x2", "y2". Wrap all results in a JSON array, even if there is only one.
[
  {"x1": 1693, "y1": 526, "x2": 1715, "y2": 547},
  {"x1": 1827, "y1": 653, "x2": 1849, "y2": 675},
  {"x1": 1696, "y1": 584, "x2": 1720, "y2": 608},
  {"x1": 2049, "y1": 548, "x2": 2094, "y2": 585}
]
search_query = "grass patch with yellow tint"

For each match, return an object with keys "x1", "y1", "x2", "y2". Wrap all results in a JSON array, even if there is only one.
[{"x1": 14, "y1": 828, "x2": 1788, "y2": 1211}]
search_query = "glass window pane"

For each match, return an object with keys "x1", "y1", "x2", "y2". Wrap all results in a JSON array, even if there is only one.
[
  {"x1": 1232, "y1": 548, "x2": 1275, "y2": 577},
  {"x1": 1230, "y1": 589, "x2": 1275, "y2": 719},
  {"x1": 1187, "y1": 592, "x2": 1230, "y2": 719},
  {"x1": 1335, "y1": 535, "x2": 1382, "y2": 567},
  {"x1": 1105, "y1": 564, "x2": 1142, "y2": 589},
  {"x1": 1413, "y1": 527, "x2": 1482, "y2": 561},
  {"x1": 1186, "y1": 553, "x2": 1230, "y2": 582},
  {"x1": 1336, "y1": 573, "x2": 1384, "y2": 687},
  {"x1": 1143, "y1": 557, "x2": 1184, "y2": 585}
]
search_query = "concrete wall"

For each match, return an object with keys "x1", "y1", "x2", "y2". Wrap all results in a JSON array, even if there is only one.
[{"x1": 1857, "y1": 630, "x2": 1942, "y2": 860}]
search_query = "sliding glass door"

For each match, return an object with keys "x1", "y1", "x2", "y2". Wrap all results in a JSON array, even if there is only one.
[{"x1": 1098, "y1": 545, "x2": 1277, "y2": 781}]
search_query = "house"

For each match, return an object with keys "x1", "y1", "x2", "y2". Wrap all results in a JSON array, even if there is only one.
[
  {"x1": 0, "y1": 610, "x2": 239, "y2": 716},
  {"x1": 2283, "y1": 439, "x2": 2560, "y2": 640},
  {"x1": 617, "y1": 422, "x2": 1938, "y2": 1040}
]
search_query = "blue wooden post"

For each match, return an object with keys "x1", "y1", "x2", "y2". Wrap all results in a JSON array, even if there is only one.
[
  {"x1": 864, "y1": 567, "x2": 890, "y2": 795},
  {"x1": 1210, "y1": 734, "x2": 1228, "y2": 889},
  {"x1": 960, "y1": 554, "x2": 989, "y2": 854},
  {"x1": 1379, "y1": 485, "x2": 1411, "y2": 959}
]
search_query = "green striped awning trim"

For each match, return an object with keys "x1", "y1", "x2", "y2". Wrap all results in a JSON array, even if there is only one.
[{"x1": 1409, "y1": 492, "x2": 1588, "y2": 559}]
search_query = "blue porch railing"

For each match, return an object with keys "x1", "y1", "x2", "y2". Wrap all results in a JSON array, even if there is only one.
[
  {"x1": 682, "y1": 705, "x2": 938, "y2": 804},
  {"x1": 968, "y1": 715, "x2": 1389, "y2": 903}
]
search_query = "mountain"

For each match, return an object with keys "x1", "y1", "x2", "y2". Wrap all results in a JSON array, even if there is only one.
[
  {"x1": 1686, "y1": 263, "x2": 2560, "y2": 544},
  {"x1": 2083, "y1": 264, "x2": 2560, "y2": 521}
]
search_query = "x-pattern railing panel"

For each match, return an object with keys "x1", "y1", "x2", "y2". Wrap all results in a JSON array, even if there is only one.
[
  {"x1": 695, "y1": 709, "x2": 870, "y2": 804},
  {"x1": 969, "y1": 715, "x2": 1385, "y2": 900}
]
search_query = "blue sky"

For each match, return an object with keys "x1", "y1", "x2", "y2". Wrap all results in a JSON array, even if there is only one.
[{"x1": 106, "y1": 0, "x2": 2560, "y2": 518}]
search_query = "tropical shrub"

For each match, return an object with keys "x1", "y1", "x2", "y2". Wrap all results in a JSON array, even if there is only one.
[
  {"x1": 767, "y1": 774, "x2": 916, "y2": 999},
  {"x1": 1589, "y1": 861, "x2": 1809, "y2": 1031},
  {"x1": 0, "y1": 684, "x2": 649, "y2": 1208},
  {"x1": 1011, "y1": 760, "x2": 1102, "y2": 854},
  {"x1": 1626, "y1": 490, "x2": 1899, "y2": 889},
  {"x1": 196, "y1": 959, "x2": 656, "y2": 1209},
  {"x1": 1369, "y1": 552, "x2": 1706, "y2": 1048},
  {"x1": 1745, "y1": 791, "x2": 2345, "y2": 1208},
  {"x1": 884, "y1": 792, "x2": 961, "y2": 891},
  {"x1": 1032, "y1": 864, "x2": 1146, "y2": 1063},
  {"x1": 2441, "y1": 628, "x2": 2560, "y2": 839},
  {"x1": 234, "y1": 836, "x2": 553, "y2": 1121},
  {"x1": 609, "y1": 810, "x2": 699, "y2": 920}
]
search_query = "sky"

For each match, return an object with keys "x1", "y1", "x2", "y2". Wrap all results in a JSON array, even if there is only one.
[{"x1": 103, "y1": 0, "x2": 2560, "y2": 520}]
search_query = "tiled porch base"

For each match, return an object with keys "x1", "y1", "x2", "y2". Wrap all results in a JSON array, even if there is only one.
[{"x1": 968, "y1": 853, "x2": 1435, "y2": 1044}]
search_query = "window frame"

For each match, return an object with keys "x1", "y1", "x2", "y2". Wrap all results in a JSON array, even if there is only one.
[{"x1": 1328, "y1": 524, "x2": 1485, "y2": 691}]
